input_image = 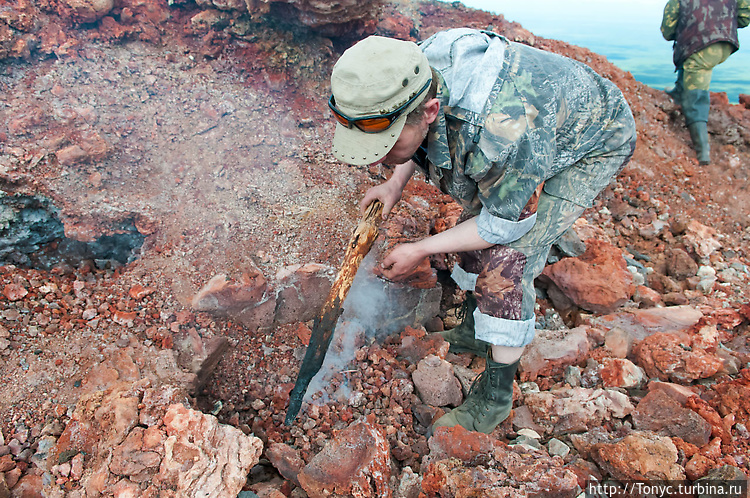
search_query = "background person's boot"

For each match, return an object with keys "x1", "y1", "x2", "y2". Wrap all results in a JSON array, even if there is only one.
[
  {"x1": 688, "y1": 121, "x2": 711, "y2": 165},
  {"x1": 431, "y1": 355, "x2": 519, "y2": 434},
  {"x1": 666, "y1": 69, "x2": 683, "y2": 101},
  {"x1": 681, "y1": 89, "x2": 711, "y2": 165},
  {"x1": 438, "y1": 294, "x2": 489, "y2": 356}
]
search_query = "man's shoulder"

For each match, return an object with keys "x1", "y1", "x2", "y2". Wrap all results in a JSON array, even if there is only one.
[
  {"x1": 421, "y1": 29, "x2": 508, "y2": 115},
  {"x1": 421, "y1": 28, "x2": 505, "y2": 59},
  {"x1": 421, "y1": 28, "x2": 488, "y2": 46}
]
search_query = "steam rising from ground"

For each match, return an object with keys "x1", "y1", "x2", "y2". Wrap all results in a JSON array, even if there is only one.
[{"x1": 303, "y1": 253, "x2": 439, "y2": 406}]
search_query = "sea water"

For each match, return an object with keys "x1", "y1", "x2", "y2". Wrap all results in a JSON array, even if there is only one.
[{"x1": 458, "y1": 0, "x2": 750, "y2": 103}]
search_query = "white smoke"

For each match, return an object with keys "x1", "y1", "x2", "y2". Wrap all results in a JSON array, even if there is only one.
[{"x1": 303, "y1": 251, "x2": 442, "y2": 405}]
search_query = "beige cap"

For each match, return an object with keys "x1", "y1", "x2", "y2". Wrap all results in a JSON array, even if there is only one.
[{"x1": 330, "y1": 36, "x2": 431, "y2": 166}]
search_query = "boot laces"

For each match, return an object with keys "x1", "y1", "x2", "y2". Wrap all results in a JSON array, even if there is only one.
[
  {"x1": 464, "y1": 369, "x2": 494, "y2": 420},
  {"x1": 455, "y1": 295, "x2": 473, "y2": 321},
  {"x1": 467, "y1": 369, "x2": 487, "y2": 397}
]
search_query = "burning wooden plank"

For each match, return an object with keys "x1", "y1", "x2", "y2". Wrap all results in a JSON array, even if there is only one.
[{"x1": 285, "y1": 200, "x2": 384, "y2": 425}]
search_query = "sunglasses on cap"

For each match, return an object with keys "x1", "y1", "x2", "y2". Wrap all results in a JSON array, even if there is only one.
[{"x1": 328, "y1": 78, "x2": 432, "y2": 134}]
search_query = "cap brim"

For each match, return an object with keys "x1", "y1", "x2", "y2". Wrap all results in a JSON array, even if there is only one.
[{"x1": 331, "y1": 112, "x2": 408, "y2": 166}]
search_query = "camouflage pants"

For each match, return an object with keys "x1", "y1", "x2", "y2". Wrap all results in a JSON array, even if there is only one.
[
  {"x1": 451, "y1": 138, "x2": 636, "y2": 348},
  {"x1": 677, "y1": 42, "x2": 734, "y2": 91}
]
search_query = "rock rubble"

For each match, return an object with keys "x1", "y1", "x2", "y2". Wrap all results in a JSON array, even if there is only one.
[{"x1": 1, "y1": 0, "x2": 750, "y2": 496}]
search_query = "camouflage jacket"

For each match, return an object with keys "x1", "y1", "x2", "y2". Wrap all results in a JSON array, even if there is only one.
[
  {"x1": 418, "y1": 29, "x2": 635, "y2": 233},
  {"x1": 661, "y1": 0, "x2": 750, "y2": 67}
]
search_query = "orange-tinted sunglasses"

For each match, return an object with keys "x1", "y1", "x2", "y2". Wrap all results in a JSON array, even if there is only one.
[{"x1": 328, "y1": 78, "x2": 432, "y2": 133}]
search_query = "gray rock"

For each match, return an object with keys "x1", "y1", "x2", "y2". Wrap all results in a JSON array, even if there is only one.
[
  {"x1": 547, "y1": 438, "x2": 571, "y2": 458},
  {"x1": 412, "y1": 355, "x2": 463, "y2": 407}
]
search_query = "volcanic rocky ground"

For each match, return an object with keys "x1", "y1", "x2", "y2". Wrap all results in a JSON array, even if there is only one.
[{"x1": 2, "y1": 0, "x2": 750, "y2": 497}]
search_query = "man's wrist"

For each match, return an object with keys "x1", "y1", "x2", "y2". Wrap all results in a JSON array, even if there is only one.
[{"x1": 412, "y1": 238, "x2": 434, "y2": 259}]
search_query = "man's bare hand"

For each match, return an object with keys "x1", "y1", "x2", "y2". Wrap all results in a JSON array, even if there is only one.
[
  {"x1": 360, "y1": 182, "x2": 401, "y2": 219},
  {"x1": 359, "y1": 159, "x2": 417, "y2": 218},
  {"x1": 377, "y1": 242, "x2": 428, "y2": 281}
]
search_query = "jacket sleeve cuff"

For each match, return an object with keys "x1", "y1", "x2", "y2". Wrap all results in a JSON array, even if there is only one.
[{"x1": 476, "y1": 207, "x2": 537, "y2": 245}]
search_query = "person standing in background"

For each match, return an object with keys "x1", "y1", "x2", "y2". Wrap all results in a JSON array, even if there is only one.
[{"x1": 661, "y1": 0, "x2": 750, "y2": 165}]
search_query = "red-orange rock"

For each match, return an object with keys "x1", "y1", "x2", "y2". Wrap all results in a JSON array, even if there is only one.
[
  {"x1": 422, "y1": 449, "x2": 580, "y2": 497},
  {"x1": 78, "y1": 130, "x2": 110, "y2": 160},
  {"x1": 632, "y1": 331, "x2": 723, "y2": 384},
  {"x1": 139, "y1": 386, "x2": 186, "y2": 427},
  {"x1": 298, "y1": 420, "x2": 392, "y2": 498},
  {"x1": 427, "y1": 425, "x2": 496, "y2": 466},
  {"x1": 266, "y1": 443, "x2": 305, "y2": 486},
  {"x1": 412, "y1": 355, "x2": 463, "y2": 407},
  {"x1": 519, "y1": 326, "x2": 589, "y2": 382},
  {"x1": 55, "y1": 144, "x2": 89, "y2": 166},
  {"x1": 665, "y1": 247, "x2": 698, "y2": 280},
  {"x1": 271, "y1": 383, "x2": 294, "y2": 412},
  {"x1": 671, "y1": 437, "x2": 699, "y2": 459},
  {"x1": 57, "y1": 0, "x2": 114, "y2": 23},
  {"x1": 633, "y1": 285, "x2": 662, "y2": 308},
  {"x1": 685, "y1": 453, "x2": 715, "y2": 481},
  {"x1": 0, "y1": 454, "x2": 14, "y2": 472},
  {"x1": 420, "y1": 459, "x2": 450, "y2": 496},
  {"x1": 398, "y1": 331, "x2": 449, "y2": 363},
  {"x1": 2, "y1": 283, "x2": 27, "y2": 301},
  {"x1": 541, "y1": 239, "x2": 635, "y2": 314},
  {"x1": 698, "y1": 437, "x2": 723, "y2": 460},
  {"x1": 191, "y1": 270, "x2": 276, "y2": 331},
  {"x1": 564, "y1": 457, "x2": 603, "y2": 490},
  {"x1": 632, "y1": 390, "x2": 711, "y2": 447},
  {"x1": 8, "y1": 474, "x2": 43, "y2": 497},
  {"x1": 603, "y1": 327, "x2": 632, "y2": 358},
  {"x1": 683, "y1": 220, "x2": 722, "y2": 260},
  {"x1": 600, "y1": 357, "x2": 645, "y2": 389},
  {"x1": 376, "y1": 14, "x2": 414, "y2": 40},
  {"x1": 61, "y1": 217, "x2": 101, "y2": 243},
  {"x1": 523, "y1": 387, "x2": 634, "y2": 435},
  {"x1": 585, "y1": 305, "x2": 703, "y2": 342},
  {"x1": 192, "y1": 271, "x2": 269, "y2": 313},
  {"x1": 109, "y1": 427, "x2": 161, "y2": 476},
  {"x1": 710, "y1": 368, "x2": 750, "y2": 424},
  {"x1": 113, "y1": 311, "x2": 137, "y2": 326},
  {"x1": 591, "y1": 432, "x2": 685, "y2": 481},
  {"x1": 685, "y1": 396, "x2": 732, "y2": 445},
  {"x1": 50, "y1": 384, "x2": 140, "y2": 470},
  {"x1": 647, "y1": 381, "x2": 699, "y2": 406},
  {"x1": 159, "y1": 404, "x2": 263, "y2": 497},
  {"x1": 128, "y1": 284, "x2": 156, "y2": 300},
  {"x1": 294, "y1": 322, "x2": 311, "y2": 346},
  {"x1": 4, "y1": 466, "x2": 21, "y2": 489}
]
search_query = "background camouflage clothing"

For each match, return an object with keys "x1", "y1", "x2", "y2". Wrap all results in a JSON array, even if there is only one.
[
  {"x1": 661, "y1": 0, "x2": 750, "y2": 68},
  {"x1": 680, "y1": 43, "x2": 734, "y2": 91}
]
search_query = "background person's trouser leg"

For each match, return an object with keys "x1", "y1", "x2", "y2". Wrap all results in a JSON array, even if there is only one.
[{"x1": 681, "y1": 42, "x2": 733, "y2": 93}]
